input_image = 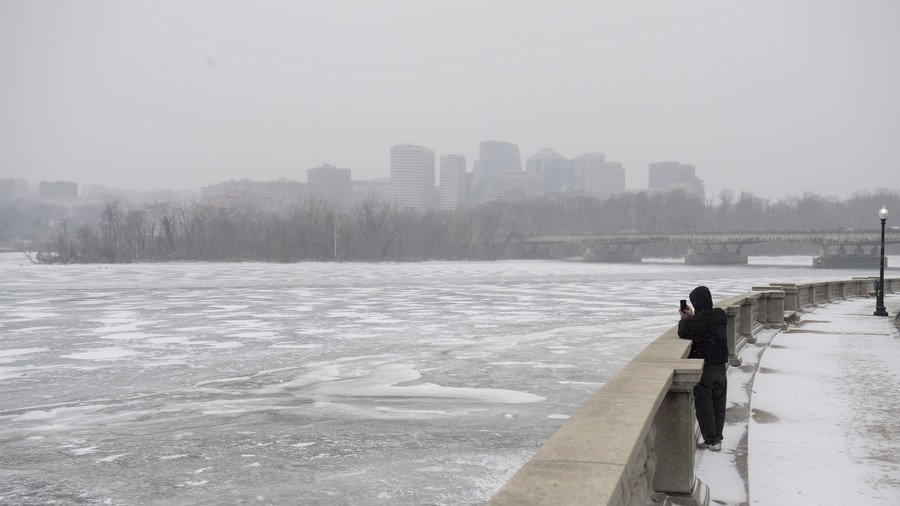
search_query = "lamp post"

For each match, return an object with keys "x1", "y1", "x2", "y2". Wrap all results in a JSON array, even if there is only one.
[{"x1": 874, "y1": 206, "x2": 889, "y2": 316}]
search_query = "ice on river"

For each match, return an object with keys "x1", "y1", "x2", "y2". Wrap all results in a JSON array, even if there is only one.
[{"x1": 0, "y1": 252, "x2": 895, "y2": 505}]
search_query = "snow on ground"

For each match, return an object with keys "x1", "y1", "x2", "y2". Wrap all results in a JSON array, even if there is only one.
[
  {"x1": 697, "y1": 294, "x2": 900, "y2": 506},
  {"x1": 1, "y1": 252, "x2": 898, "y2": 504}
]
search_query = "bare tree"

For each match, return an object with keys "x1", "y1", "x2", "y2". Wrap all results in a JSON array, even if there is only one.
[{"x1": 100, "y1": 201, "x2": 122, "y2": 262}]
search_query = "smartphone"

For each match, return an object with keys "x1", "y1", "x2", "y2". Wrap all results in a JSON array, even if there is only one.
[{"x1": 680, "y1": 299, "x2": 688, "y2": 311}]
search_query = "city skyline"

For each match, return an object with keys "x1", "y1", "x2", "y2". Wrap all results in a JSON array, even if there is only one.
[
  {"x1": 2, "y1": 1, "x2": 899, "y2": 201},
  {"x1": 2, "y1": 143, "x2": 691, "y2": 202}
]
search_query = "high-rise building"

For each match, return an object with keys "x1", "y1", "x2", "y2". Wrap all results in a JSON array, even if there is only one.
[
  {"x1": 0, "y1": 178, "x2": 14, "y2": 202},
  {"x1": 346, "y1": 178, "x2": 392, "y2": 204},
  {"x1": 439, "y1": 154, "x2": 467, "y2": 210},
  {"x1": 525, "y1": 148, "x2": 573, "y2": 194},
  {"x1": 307, "y1": 164, "x2": 352, "y2": 199},
  {"x1": 491, "y1": 170, "x2": 541, "y2": 201},
  {"x1": 648, "y1": 161, "x2": 705, "y2": 199},
  {"x1": 38, "y1": 180, "x2": 78, "y2": 202},
  {"x1": 8, "y1": 178, "x2": 32, "y2": 200},
  {"x1": 573, "y1": 153, "x2": 626, "y2": 199},
  {"x1": 390, "y1": 144, "x2": 435, "y2": 211},
  {"x1": 473, "y1": 140, "x2": 522, "y2": 202}
]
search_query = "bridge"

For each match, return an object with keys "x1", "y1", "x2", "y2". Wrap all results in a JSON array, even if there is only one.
[{"x1": 518, "y1": 230, "x2": 900, "y2": 267}]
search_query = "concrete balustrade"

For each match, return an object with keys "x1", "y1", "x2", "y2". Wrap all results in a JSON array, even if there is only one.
[
  {"x1": 853, "y1": 277, "x2": 873, "y2": 295},
  {"x1": 489, "y1": 333, "x2": 706, "y2": 505},
  {"x1": 814, "y1": 282, "x2": 828, "y2": 303},
  {"x1": 828, "y1": 281, "x2": 841, "y2": 300},
  {"x1": 776, "y1": 277, "x2": 897, "y2": 311},
  {"x1": 797, "y1": 284, "x2": 809, "y2": 307},
  {"x1": 488, "y1": 276, "x2": 900, "y2": 506}
]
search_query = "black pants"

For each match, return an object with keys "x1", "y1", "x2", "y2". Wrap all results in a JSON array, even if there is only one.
[{"x1": 694, "y1": 363, "x2": 727, "y2": 444}]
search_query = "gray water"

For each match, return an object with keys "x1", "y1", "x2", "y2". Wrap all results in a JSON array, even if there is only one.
[{"x1": 1, "y1": 254, "x2": 894, "y2": 505}]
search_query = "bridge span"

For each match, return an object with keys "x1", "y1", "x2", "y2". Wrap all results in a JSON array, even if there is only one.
[{"x1": 518, "y1": 230, "x2": 900, "y2": 267}]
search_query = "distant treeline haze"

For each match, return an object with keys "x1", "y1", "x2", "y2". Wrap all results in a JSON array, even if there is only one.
[{"x1": 3, "y1": 189, "x2": 898, "y2": 263}]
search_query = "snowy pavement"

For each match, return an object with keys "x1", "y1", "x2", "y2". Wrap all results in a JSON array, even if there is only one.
[{"x1": 697, "y1": 294, "x2": 900, "y2": 505}]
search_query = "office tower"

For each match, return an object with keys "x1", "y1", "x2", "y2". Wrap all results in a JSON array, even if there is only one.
[
  {"x1": 473, "y1": 140, "x2": 522, "y2": 202},
  {"x1": 38, "y1": 180, "x2": 78, "y2": 201},
  {"x1": 648, "y1": 161, "x2": 705, "y2": 198},
  {"x1": 525, "y1": 148, "x2": 573, "y2": 194},
  {"x1": 573, "y1": 153, "x2": 626, "y2": 199},
  {"x1": 390, "y1": 144, "x2": 435, "y2": 211},
  {"x1": 3, "y1": 178, "x2": 31, "y2": 201},
  {"x1": 491, "y1": 170, "x2": 541, "y2": 201},
  {"x1": 0, "y1": 179, "x2": 13, "y2": 202},
  {"x1": 346, "y1": 178, "x2": 392, "y2": 204},
  {"x1": 439, "y1": 154, "x2": 467, "y2": 210},
  {"x1": 307, "y1": 164, "x2": 352, "y2": 199}
]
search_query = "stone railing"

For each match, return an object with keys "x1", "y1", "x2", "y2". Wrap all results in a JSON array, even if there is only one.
[{"x1": 488, "y1": 276, "x2": 899, "y2": 505}]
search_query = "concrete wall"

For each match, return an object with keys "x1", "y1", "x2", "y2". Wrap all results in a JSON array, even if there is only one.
[{"x1": 488, "y1": 276, "x2": 899, "y2": 505}]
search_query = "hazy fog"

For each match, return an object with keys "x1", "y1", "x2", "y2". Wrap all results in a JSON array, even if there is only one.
[{"x1": 1, "y1": 0, "x2": 898, "y2": 199}]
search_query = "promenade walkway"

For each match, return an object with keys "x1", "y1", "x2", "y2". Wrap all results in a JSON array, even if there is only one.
[{"x1": 697, "y1": 294, "x2": 900, "y2": 505}]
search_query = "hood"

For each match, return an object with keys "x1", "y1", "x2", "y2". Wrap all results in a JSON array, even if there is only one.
[{"x1": 689, "y1": 285, "x2": 714, "y2": 312}]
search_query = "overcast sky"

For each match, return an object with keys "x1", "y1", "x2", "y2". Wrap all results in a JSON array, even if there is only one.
[{"x1": 2, "y1": 0, "x2": 899, "y2": 201}]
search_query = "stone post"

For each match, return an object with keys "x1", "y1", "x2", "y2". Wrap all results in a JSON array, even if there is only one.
[
  {"x1": 724, "y1": 305, "x2": 742, "y2": 366},
  {"x1": 652, "y1": 365, "x2": 708, "y2": 505},
  {"x1": 754, "y1": 291, "x2": 768, "y2": 324},
  {"x1": 778, "y1": 285, "x2": 799, "y2": 312},
  {"x1": 753, "y1": 287, "x2": 786, "y2": 328},
  {"x1": 766, "y1": 291, "x2": 785, "y2": 327},
  {"x1": 740, "y1": 297, "x2": 759, "y2": 344}
]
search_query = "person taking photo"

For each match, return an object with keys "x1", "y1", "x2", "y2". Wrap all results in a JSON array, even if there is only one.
[{"x1": 678, "y1": 285, "x2": 728, "y2": 451}]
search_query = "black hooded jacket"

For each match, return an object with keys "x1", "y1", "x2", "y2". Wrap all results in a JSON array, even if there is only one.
[{"x1": 678, "y1": 286, "x2": 728, "y2": 365}]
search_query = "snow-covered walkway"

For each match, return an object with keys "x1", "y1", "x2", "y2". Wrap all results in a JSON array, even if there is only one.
[{"x1": 697, "y1": 294, "x2": 900, "y2": 505}]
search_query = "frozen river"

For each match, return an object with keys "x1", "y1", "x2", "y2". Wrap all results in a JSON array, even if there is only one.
[{"x1": 1, "y1": 253, "x2": 895, "y2": 505}]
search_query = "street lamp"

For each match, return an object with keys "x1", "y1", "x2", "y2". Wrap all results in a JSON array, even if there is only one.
[{"x1": 874, "y1": 206, "x2": 889, "y2": 316}]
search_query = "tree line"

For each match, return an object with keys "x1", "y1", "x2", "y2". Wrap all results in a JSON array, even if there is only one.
[
  {"x1": 23, "y1": 198, "x2": 515, "y2": 263},
  {"x1": 2, "y1": 188, "x2": 898, "y2": 264}
]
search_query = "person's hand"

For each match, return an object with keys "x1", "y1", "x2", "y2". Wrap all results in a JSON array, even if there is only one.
[{"x1": 679, "y1": 307, "x2": 694, "y2": 318}]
